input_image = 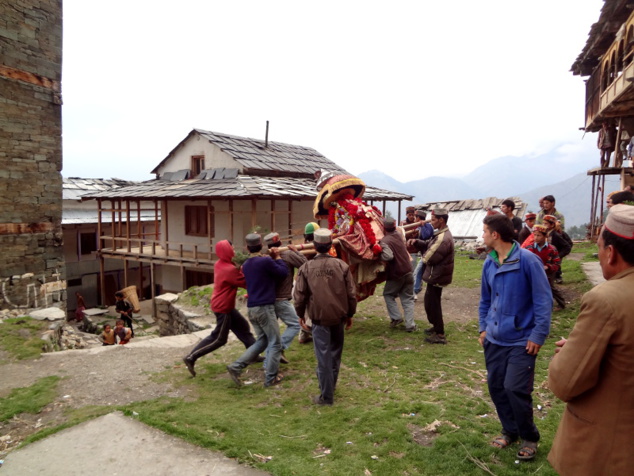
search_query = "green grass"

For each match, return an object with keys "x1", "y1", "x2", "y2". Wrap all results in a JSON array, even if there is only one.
[
  {"x1": 119, "y1": 243, "x2": 600, "y2": 475},
  {"x1": 0, "y1": 317, "x2": 51, "y2": 360},
  {"x1": 0, "y1": 241, "x2": 601, "y2": 474},
  {"x1": 0, "y1": 376, "x2": 60, "y2": 421}
]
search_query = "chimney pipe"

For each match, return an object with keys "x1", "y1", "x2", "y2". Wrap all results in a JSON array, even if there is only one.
[{"x1": 265, "y1": 121, "x2": 269, "y2": 148}]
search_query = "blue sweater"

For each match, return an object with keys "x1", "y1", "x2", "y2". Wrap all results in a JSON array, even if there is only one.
[
  {"x1": 242, "y1": 254, "x2": 288, "y2": 307},
  {"x1": 478, "y1": 243, "x2": 552, "y2": 346}
]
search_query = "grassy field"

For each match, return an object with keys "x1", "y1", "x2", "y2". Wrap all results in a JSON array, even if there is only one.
[
  {"x1": 120, "y1": 244, "x2": 597, "y2": 475},
  {"x1": 0, "y1": 242, "x2": 598, "y2": 475}
]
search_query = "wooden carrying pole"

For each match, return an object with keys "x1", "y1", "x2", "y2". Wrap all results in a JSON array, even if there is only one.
[{"x1": 272, "y1": 222, "x2": 421, "y2": 256}]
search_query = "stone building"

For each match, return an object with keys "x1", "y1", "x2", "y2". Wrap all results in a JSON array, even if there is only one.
[{"x1": 0, "y1": 0, "x2": 65, "y2": 310}]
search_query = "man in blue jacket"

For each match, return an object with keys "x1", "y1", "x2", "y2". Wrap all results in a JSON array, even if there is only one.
[
  {"x1": 478, "y1": 214, "x2": 552, "y2": 462},
  {"x1": 226, "y1": 233, "x2": 288, "y2": 388}
]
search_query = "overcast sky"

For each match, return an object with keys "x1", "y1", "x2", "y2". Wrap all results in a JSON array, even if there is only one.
[{"x1": 61, "y1": 0, "x2": 604, "y2": 183}]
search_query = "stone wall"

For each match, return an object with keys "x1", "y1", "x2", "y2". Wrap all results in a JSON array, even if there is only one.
[
  {"x1": 0, "y1": 0, "x2": 65, "y2": 309},
  {"x1": 154, "y1": 293, "x2": 214, "y2": 336}
]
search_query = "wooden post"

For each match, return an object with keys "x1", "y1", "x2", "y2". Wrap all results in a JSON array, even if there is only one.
[
  {"x1": 229, "y1": 199, "x2": 234, "y2": 244},
  {"x1": 615, "y1": 117, "x2": 623, "y2": 168},
  {"x1": 111, "y1": 199, "x2": 115, "y2": 250},
  {"x1": 99, "y1": 255, "x2": 106, "y2": 306},
  {"x1": 251, "y1": 198, "x2": 257, "y2": 231},
  {"x1": 288, "y1": 199, "x2": 292, "y2": 242},
  {"x1": 150, "y1": 262, "x2": 157, "y2": 318},
  {"x1": 164, "y1": 199, "x2": 169, "y2": 257},
  {"x1": 126, "y1": 199, "x2": 131, "y2": 252},
  {"x1": 270, "y1": 199, "x2": 275, "y2": 233},
  {"x1": 124, "y1": 259, "x2": 129, "y2": 288},
  {"x1": 590, "y1": 174, "x2": 596, "y2": 239}
]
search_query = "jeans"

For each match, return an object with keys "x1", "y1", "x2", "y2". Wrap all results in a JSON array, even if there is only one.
[
  {"x1": 413, "y1": 258, "x2": 425, "y2": 294},
  {"x1": 383, "y1": 272, "x2": 415, "y2": 328},
  {"x1": 263, "y1": 300, "x2": 301, "y2": 367},
  {"x1": 484, "y1": 341, "x2": 540, "y2": 442},
  {"x1": 228, "y1": 304, "x2": 282, "y2": 386}
]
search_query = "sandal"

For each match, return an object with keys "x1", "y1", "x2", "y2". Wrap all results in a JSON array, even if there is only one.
[
  {"x1": 264, "y1": 374, "x2": 284, "y2": 387},
  {"x1": 517, "y1": 440, "x2": 538, "y2": 460},
  {"x1": 491, "y1": 434, "x2": 516, "y2": 449}
]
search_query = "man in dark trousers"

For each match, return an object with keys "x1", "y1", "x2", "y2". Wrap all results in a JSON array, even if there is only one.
[
  {"x1": 263, "y1": 231, "x2": 306, "y2": 363},
  {"x1": 379, "y1": 218, "x2": 416, "y2": 331},
  {"x1": 294, "y1": 229, "x2": 356, "y2": 406},
  {"x1": 478, "y1": 213, "x2": 551, "y2": 461},
  {"x1": 407, "y1": 208, "x2": 455, "y2": 344},
  {"x1": 114, "y1": 291, "x2": 135, "y2": 338},
  {"x1": 182, "y1": 240, "x2": 258, "y2": 377},
  {"x1": 226, "y1": 233, "x2": 288, "y2": 388}
]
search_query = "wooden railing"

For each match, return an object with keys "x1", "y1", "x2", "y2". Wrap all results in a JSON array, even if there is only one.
[{"x1": 98, "y1": 235, "x2": 215, "y2": 265}]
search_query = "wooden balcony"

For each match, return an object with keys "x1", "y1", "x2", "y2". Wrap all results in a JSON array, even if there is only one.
[{"x1": 99, "y1": 235, "x2": 215, "y2": 271}]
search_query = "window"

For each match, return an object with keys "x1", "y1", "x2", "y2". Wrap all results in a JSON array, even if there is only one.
[
  {"x1": 80, "y1": 232, "x2": 98, "y2": 255},
  {"x1": 191, "y1": 155, "x2": 204, "y2": 178},
  {"x1": 185, "y1": 205, "x2": 214, "y2": 237}
]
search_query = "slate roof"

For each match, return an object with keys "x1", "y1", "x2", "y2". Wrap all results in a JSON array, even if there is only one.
[
  {"x1": 415, "y1": 197, "x2": 528, "y2": 239},
  {"x1": 83, "y1": 175, "x2": 413, "y2": 202},
  {"x1": 571, "y1": 0, "x2": 632, "y2": 76},
  {"x1": 63, "y1": 177, "x2": 156, "y2": 224},
  {"x1": 63, "y1": 177, "x2": 137, "y2": 201},
  {"x1": 151, "y1": 129, "x2": 349, "y2": 178}
]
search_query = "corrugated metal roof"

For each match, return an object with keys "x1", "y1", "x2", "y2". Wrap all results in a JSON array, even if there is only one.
[
  {"x1": 82, "y1": 175, "x2": 413, "y2": 202},
  {"x1": 63, "y1": 209, "x2": 157, "y2": 225},
  {"x1": 416, "y1": 197, "x2": 528, "y2": 239},
  {"x1": 151, "y1": 129, "x2": 349, "y2": 178}
]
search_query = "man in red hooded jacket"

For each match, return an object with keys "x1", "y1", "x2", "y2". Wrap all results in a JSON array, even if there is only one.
[{"x1": 183, "y1": 240, "x2": 257, "y2": 377}]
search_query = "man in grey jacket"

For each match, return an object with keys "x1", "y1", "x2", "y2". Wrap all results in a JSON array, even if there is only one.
[{"x1": 294, "y1": 229, "x2": 356, "y2": 406}]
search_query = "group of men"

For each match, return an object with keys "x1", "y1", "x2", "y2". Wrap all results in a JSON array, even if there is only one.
[
  {"x1": 177, "y1": 195, "x2": 634, "y2": 470},
  {"x1": 182, "y1": 223, "x2": 356, "y2": 405},
  {"x1": 479, "y1": 196, "x2": 634, "y2": 471},
  {"x1": 383, "y1": 207, "x2": 455, "y2": 344}
]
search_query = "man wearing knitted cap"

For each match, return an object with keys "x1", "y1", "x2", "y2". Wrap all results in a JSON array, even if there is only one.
[
  {"x1": 407, "y1": 207, "x2": 454, "y2": 344},
  {"x1": 518, "y1": 213, "x2": 536, "y2": 245},
  {"x1": 379, "y1": 217, "x2": 416, "y2": 331},
  {"x1": 548, "y1": 204, "x2": 634, "y2": 474},
  {"x1": 263, "y1": 231, "x2": 306, "y2": 363},
  {"x1": 293, "y1": 229, "x2": 357, "y2": 406},
  {"x1": 226, "y1": 233, "x2": 288, "y2": 388}
]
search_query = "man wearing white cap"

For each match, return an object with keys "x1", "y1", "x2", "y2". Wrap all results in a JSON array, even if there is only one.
[
  {"x1": 293, "y1": 229, "x2": 357, "y2": 406},
  {"x1": 548, "y1": 204, "x2": 634, "y2": 475}
]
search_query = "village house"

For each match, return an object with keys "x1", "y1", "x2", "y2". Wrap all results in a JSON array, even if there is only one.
[
  {"x1": 84, "y1": 128, "x2": 412, "y2": 306},
  {"x1": 62, "y1": 178, "x2": 160, "y2": 312},
  {"x1": 572, "y1": 0, "x2": 634, "y2": 235}
]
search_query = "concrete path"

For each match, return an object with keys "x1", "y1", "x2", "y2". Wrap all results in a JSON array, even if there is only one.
[
  {"x1": 0, "y1": 329, "x2": 268, "y2": 476},
  {"x1": 0, "y1": 412, "x2": 268, "y2": 476},
  {"x1": 582, "y1": 261, "x2": 605, "y2": 287}
]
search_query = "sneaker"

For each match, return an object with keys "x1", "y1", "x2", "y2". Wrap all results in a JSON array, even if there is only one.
[
  {"x1": 425, "y1": 333, "x2": 447, "y2": 344},
  {"x1": 280, "y1": 351, "x2": 289, "y2": 364},
  {"x1": 312, "y1": 395, "x2": 333, "y2": 406},
  {"x1": 405, "y1": 325, "x2": 417, "y2": 333},
  {"x1": 226, "y1": 366, "x2": 242, "y2": 387},
  {"x1": 414, "y1": 294, "x2": 418, "y2": 302},
  {"x1": 390, "y1": 319, "x2": 404, "y2": 328},
  {"x1": 423, "y1": 327, "x2": 435, "y2": 335},
  {"x1": 183, "y1": 357, "x2": 196, "y2": 377},
  {"x1": 299, "y1": 336, "x2": 313, "y2": 344}
]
